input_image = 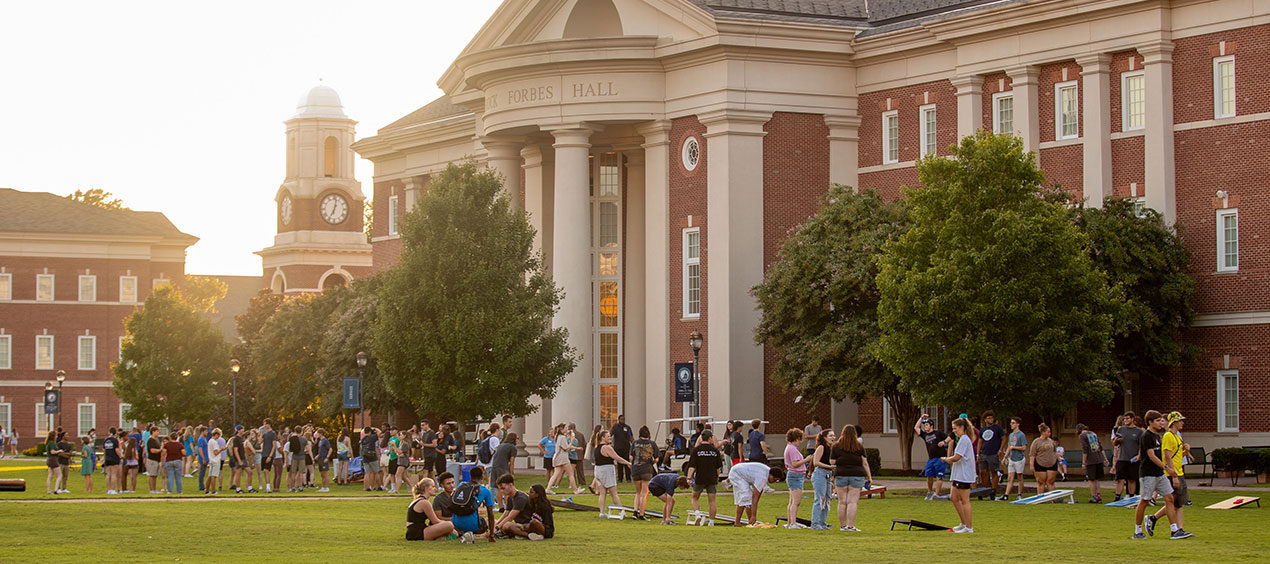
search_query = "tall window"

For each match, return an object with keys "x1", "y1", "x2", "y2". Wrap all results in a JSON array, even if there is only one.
[
  {"x1": 152, "y1": 278, "x2": 170, "y2": 290},
  {"x1": 119, "y1": 276, "x2": 137, "y2": 303},
  {"x1": 36, "y1": 403, "x2": 51, "y2": 435},
  {"x1": 1214, "y1": 56, "x2": 1235, "y2": 119},
  {"x1": 388, "y1": 195, "x2": 399, "y2": 235},
  {"x1": 919, "y1": 105, "x2": 937, "y2": 157},
  {"x1": 0, "y1": 334, "x2": 10, "y2": 369},
  {"x1": 36, "y1": 335, "x2": 54, "y2": 370},
  {"x1": 78, "y1": 275, "x2": 96, "y2": 302},
  {"x1": 683, "y1": 228, "x2": 701, "y2": 317},
  {"x1": 0, "y1": 403, "x2": 10, "y2": 434},
  {"x1": 324, "y1": 136, "x2": 339, "y2": 177},
  {"x1": 592, "y1": 152, "x2": 622, "y2": 429},
  {"x1": 882, "y1": 110, "x2": 899, "y2": 164},
  {"x1": 37, "y1": 274, "x2": 54, "y2": 301},
  {"x1": 1122, "y1": 71, "x2": 1145, "y2": 131},
  {"x1": 1217, "y1": 370, "x2": 1239, "y2": 432},
  {"x1": 78, "y1": 336, "x2": 96, "y2": 370},
  {"x1": 78, "y1": 403, "x2": 95, "y2": 437},
  {"x1": 993, "y1": 93, "x2": 1014, "y2": 135},
  {"x1": 119, "y1": 403, "x2": 136, "y2": 430},
  {"x1": 882, "y1": 398, "x2": 898, "y2": 434},
  {"x1": 1217, "y1": 208, "x2": 1238, "y2": 272},
  {"x1": 1056, "y1": 81, "x2": 1079, "y2": 140},
  {"x1": 0, "y1": 273, "x2": 10, "y2": 300}
]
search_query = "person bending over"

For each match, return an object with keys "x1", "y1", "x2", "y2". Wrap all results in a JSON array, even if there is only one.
[
  {"x1": 727, "y1": 461, "x2": 785, "y2": 527},
  {"x1": 494, "y1": 475, "x2": 546, "y2": 540},
  {"x1": 406, "y1": 478, "x2": 456, "y2": 541},
  {"x1": 649, "y1": 472, "x2": 690, "y2": 525}
]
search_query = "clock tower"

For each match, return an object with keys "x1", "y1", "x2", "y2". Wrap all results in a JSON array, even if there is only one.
[{"x1": 257, "y1": 83, "x2": 373, "y2": 294}]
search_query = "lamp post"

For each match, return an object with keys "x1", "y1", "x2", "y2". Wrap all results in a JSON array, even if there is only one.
[
  {"x1": 229, "y1": 359, "x2": 240, "y2": 428},
  {"x1": 55, "y1": 370, "x2": 66, "y2": 430},
  {"x1": 688, "y1": 330, "x2": 703, "y2": 418},
  {"x1": 356, "y1": 352, "x2": 367, "y2": 428}
]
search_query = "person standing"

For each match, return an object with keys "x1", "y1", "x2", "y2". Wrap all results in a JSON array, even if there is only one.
[
  {"x1": 161, "y1": 432, "x2": 185, "y2": 494},
  {"x1": 803, "y1": 416, "x2": 823, "y2": 456},
  {"x1": 361, "y1": 426, "x2": 380, "y2": 491},
  {"x1": 1147, "y1": 412, "x2": 1194, "y2": 538},
  {"x1": 288, "y1": 427, "x2": 310, "y2": 493},
  {"x1": 78, "y1": 436, "x2": 96, "y2": 493},
  {"x1": 1028, "y1": 423, "x2": 1058, "y2": 495},
  {"x1": 227, "y1": 426, "x2": 246, "y2": 494},
  {"x1": 315, "y1": 428, "x2": 332, "y2": 493},
  {"x1": 182, "y1": 426, "x2": 196, "y2": 478},
  {"x1": 831, "y1": 425, "x2": 871, "y2": 532},
  {"x1": 746, "y1": 420, "x2": 768, "y2": 464},
  {"x1": 568, "y1": 423, "x2": 587, "y2": 489},
  {"x1": 916, "y1": 415, "x2": 950, "y2": 500},
  {"x1": 1114, "y1": 412, "x2": 1144, "y2": 501},
  {"x1": 195, "y1": 426, "x2": 210, "y2": 492},
  {"x1": 595, "y1": 430, "x2": 632, "y2": 517},
  {"x1": 205, "y1": 428, "x2": 224, "y2": 495},
  {"x1": 1076, "y1": 423, "x2": 1107, "y2": 503},
  {"x1": 387, "y1": 427, "x2": 404, "y2": 494},
  {"x1": 246, "y1": 429, "x2": 260, "y2": 493},
  {"x1": 629, "y1": 426, "x2": 660, "y2": 519},
  {"x1": 259, "y1": 420, "x2": 277, "y2": 492},
  {"x1": 808, "y1": 428, "x2": 836, "y2": 530},
  {"x1": 56, "y1": 431, "x2": 74, "y2": 494},
  {"x1": 976, "y1": 411, "x2": 1005, "y2": 495},
  {"x1": 943, "y1": 418, "x2": 976, "y2": 533},
  {"x1": 417, "y1": 421, "x2": 437, "y2": 480},
  {"x1": 610, "y1": 415, "x2": 634, "y2": 483},
  {"x1": 490, "y1": 433, "x2": 518, "y2": 493},
  {"x1": 537, "y1": 431, "x2": 556, "y2": 477},
  {"x1": 44, "y1": 432, "x2": 61, "y2": 494},
  {"x1": 783, "y1": 428, "x2": 811, "y2": 529},
  {"x1": 102, "y1": 428, "x2": 122, "y2": 495},
  {"x1": 434, "y1": 424, "x2": 456, "y2": 476},
  {"x1": 727, "y1": 461, "x2": 784, "y2": 527},
  {"x1": 336, "y1": 430, "x2": 352, "y2": 486},
  {"x1": 1133, "y1": 410, "x2": 1188, "y2": 539},
  {"x1": 686, "y1": 430, "x2": 723, "y2": 523},
  {"x1": 143, "y1": 429, "x2": 163, "y2": 494},
  {"x1": 1002, "y1": 417, "x2": 1027, "y2": 500}
]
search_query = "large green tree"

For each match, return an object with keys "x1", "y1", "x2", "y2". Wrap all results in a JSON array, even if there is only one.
[
  {"x1": 113, "y1": 287, "x2": 230, "y2": 425},
  {"x1": 317, "y1": 278, "x2": 399, "y2": 426},
  {"x1": 874, "y1": 133, "x2": 1123, "y2": 423},
  {"x1": 250, "y1": 290, "x2": 344, "y2": 425},
  {"x1": 753, "y1": 185, "x2": 922, "y2": 468},
  {"x1": 219, "y1": 288, "x2": 288, "y2": 426},
  {"x1": 1075, "y1": 198, "x2": 1198, "y2": 378},
  {"x1": 374, "y1": 162, "x2": 577, "y2": 421}
]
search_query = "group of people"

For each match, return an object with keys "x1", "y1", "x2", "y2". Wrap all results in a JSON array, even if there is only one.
[
  {"x1": 0, "y1": 424, "x2": 20, "y2": 458},
  {"x1": 406, "y1": 467, "x2": 555, "y2": 544}
]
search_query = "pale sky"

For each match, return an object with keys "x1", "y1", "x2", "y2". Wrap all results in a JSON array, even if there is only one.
[{"x1": 0, "y1": 0, "x2": 503, "y2": 275}]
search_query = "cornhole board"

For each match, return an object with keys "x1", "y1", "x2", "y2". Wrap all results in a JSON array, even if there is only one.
[
  {"x1": 0, "y1": 479, "x2": 26, "y2": 492},
  {"x1": 1105, "y1": 495, "x2": 1141, "y2": 507},
  {"x1": 1205, "y1": 496, "x2": 1260, "y2": 510},
  {"x1": 774, "y1": 516, "x2": 813, "y2": 526},
  {"x1": 863, "y1": 485, "x2": 888, "y2": 499},
  {"x1": 550, "y1": 498, "x2": 601, "y2": 512},
  {"x1": 605, "y1": 505, "x2": 680, "y2": 520},
  {"x1": 1009, "y1": 489, "x2": 1075, "y2": 505},
  {"x1": 687, "y1": 510, "x2": 755, "y2": 526},
  {"x1": 970, "y1": 487, "x2": 996, "y2": 500},
  {"x1": 891, "y1": 519, "x2": 950, "y2": 531}
]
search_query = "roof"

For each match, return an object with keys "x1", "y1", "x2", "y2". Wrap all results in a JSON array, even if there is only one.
[
  {"x1": 293, "y1": 83, "x2": 347, "y2": 119},
  {"x1": 378, "y1": 96, "x2": 472, "y2": 134},
  {"x1": 687, "y1": 0, "x2": 1011, "y2": 32},
  {"x1": 199, "y1": 274, "x2": 264, "y2": 343},
  {"x1": 0, "y1": 188, "x2": 197, "y2": 242}
]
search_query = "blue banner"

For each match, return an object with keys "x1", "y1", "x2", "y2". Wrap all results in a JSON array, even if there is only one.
[
  {"x1": 674, "y1": 362, "x2": 694, "y2": 403},
  {"x1": 343, "y1": 377, "x2": 361, "y2": 409},
  {"x1": 43, "y1": 389, "x2": 60, "y2": 414}
]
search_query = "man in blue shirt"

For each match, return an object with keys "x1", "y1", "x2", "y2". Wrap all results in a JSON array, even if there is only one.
[
  {"x1": 196, "y1": 426, "x2": 210, "y2": 492},
  {"x1": 747, "y1": 420, "x2": 768, "y2": 463},
  {"x1": 452, "y1": 466, "x2": 497, "y2": 544}
]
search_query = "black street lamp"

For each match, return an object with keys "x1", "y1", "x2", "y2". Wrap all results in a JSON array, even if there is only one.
[
  {"x1": 230, "y1": 359, "x2": 241, "y2": 428},
  {"x1": 689, "y1": 330, "x2": 703, "y2": 418},
  {"x1": 55, "y1": 370, "x2": 66, "y2": 430},
  {"x1": 356, "y1": 352, "x2": 367, "y2": 427}
]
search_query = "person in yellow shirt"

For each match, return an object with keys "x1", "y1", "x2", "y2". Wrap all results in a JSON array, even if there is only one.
[{"x1": 1146, "y1": 412, "x2": 1193, "y2": 539}]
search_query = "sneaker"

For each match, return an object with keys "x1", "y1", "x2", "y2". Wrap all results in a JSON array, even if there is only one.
[
  {"x1": 1144, "y1": 515, "x2": 1157, "y2": 537},
  {"x1": 924, "y1": 492, "x2": 935, "y2": 501},
  {"x1": 460, "y1": 532, "x2": 474, "y2": 544},
  {"x1": 106, "y1": 490, "x2": 117, "y2": 495},
  {"x1": 662, "y1": 521, "x2": 678, "y2": 526},
  {"x1": 527, "y1": 533, "x2": 544, "y2": 541},
  {"x1": 845, "y1": 526, "x2": 862, "y2": 532},
  {"x1": 951, "y1": 525, "x2": 967, "y2": 533},
  {"x1": 1131, "y1": 533, "x2": 1147, "y2": 540},
  {"x1": 1170, "y1": 529, "x2": 1194, "y2": 540},
  {"x1": 995, "y1": 495, "x2": 1009, "y2": 501},
  {"x1": 634, "y1": 513, "x2": 648, "y2": 521},
  {"x1": 956, "y1": 528, "x2": 975, "y2": 534},
  {"x1": 783, "y1": 524, "x2": 799, "y2": 529},
  {"x1": 1147, "y1": 499, "x2": 1157, "y2": 506},
  {"x1": 810, "y1": 524, "x2": 832, "y2": 531},
  {"x1": 795, "y1": 523, "x2": 810, "y2": 529},
  {"x1": 1089, "y1": 497, "x2": 1100, "y2": 504},
  {"x1": 1115, "y1": 495, "x2": 1123, "y2": 502}
]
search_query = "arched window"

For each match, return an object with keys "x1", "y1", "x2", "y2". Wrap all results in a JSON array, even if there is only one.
[
  {"x1": 322, "y1": 273, "x2": 347, "y2": 290},
  {"x1": 270, "y1": 271, "x2": 286, "y2": 294},
  {"x1": 563, "y1": 0, "x2": 622, "y2": 38},
  {"x1": 324, "y1": 136, "x2": 338, "y2": 177}
]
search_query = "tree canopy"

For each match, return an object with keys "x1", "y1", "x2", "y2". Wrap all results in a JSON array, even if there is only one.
[
  {"x1": 373, "y1": 162, "x2": 577, "y2": 421},
  {"x1": 66, "y1": 188, "x2": 127, "y2": 210},
  {"x1": 250, "y1": 290, "x2": 344, "y2": 425}
]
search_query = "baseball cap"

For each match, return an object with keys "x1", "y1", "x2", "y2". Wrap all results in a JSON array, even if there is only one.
[
  {"x1": 1166, "y1": 411, "x2": 1186, "y2": 424},
  {"x1": 701, "y1": 429, "x2": 713, "y2": 439},
  {"x1": 1075, "y1": 423, "x2": 1087, "y2": 431},
  {"x1": 234, "y1": 425, "x2": 244, "y2": 431}
]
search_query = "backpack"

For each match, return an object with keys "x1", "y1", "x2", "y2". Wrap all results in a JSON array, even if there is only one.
[
  {"x1": 477, "y1": 438, "x2": 493, "y2": 464},
  {"x1": 449, "y1": 481, "x2": 482, "y2": 517},
  {"x1": 289, "y1": 435, "x2": 301, "y2": 454}
]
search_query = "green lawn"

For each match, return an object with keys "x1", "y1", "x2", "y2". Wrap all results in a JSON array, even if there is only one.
[{"x1": 2, "y1": 458, "x2": 1268, "y2": 563}]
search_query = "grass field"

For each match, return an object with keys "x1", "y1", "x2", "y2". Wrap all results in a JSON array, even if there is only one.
[{"x1": 2, "y1": 458, "x2": 1268, "y2": 563}]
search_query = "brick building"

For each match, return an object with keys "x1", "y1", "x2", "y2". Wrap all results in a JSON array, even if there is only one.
[
  {"x1": 351, "y1": 0, "x2": 1269, "y2": 466},
  {"x1": 0, "y1": 189, "x2": 198, "y2": 450}
]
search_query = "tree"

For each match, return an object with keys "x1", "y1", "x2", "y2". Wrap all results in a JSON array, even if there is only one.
[
  {"x1": 66, "y1": 188, "x2": 127, "y2": 210},
  {"x1": 874, "y1": 133, "x2": 1124, "y2": 425},
  {"x1": 317, "y1": 279, "x2": 398, "y2": 426},
  {"x1": 180, "y1": 275, "x2": 228, "y2": 313},
  {"x1": 753, "y1": 185, "x2": 922, "y2": 468},
  {"x1": 374, "y1": 162, "x2": 577, "y2": 422},
  {"x1": 222, "y1": 288, "x2": 288, "y2": 425},
  {"x1": 1075, "y1": 198, "x2": 1198, "y2": 378},
  {"x1": 113, "y1": 287, "x2": 230, "y2": 426},
  {"x1": 250, "y1": 290, "x2": 344, "y2": 425}
]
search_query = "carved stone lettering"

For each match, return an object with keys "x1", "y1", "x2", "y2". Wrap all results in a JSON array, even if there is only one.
[
  {"x1": 571, "y1": 81, "x2": 618, "y2": 98},
  {"x1": 505, "y1": 85, "x2": 554, "y2": 105}
]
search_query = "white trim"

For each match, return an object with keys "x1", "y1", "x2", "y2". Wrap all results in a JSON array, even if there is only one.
[
  {"x1": 35, "y1": 334, "x2": 54, "y2": 370},
  {"x1": 681, "y1": 136, "x2": 701, "y2": 172},
  {"x1": 78, "y1": 335, "x2": 96, "y2": 371},
  {"x1": 1213, "y1": 55, "x2": 1236, "y2": 120},
  {"x1": 992, "y1": 92, "x2": 1014, "y2": 135},
  {"x1": 1216, "y1": 208, "x2": 1238, "y2": 273},
  {"x1": 78, "y1": 274, "x2": 96, "y2": 302},
  {"x1": 919, "y1": 104, "x2": 937, "y2": 157},
  {"x1": 857, "y1": 160, "x2": 917, "y2": 174},
  {"x1": 682, "y1": 227, "x2": 701, "y2": 318},
  {"x1": 0, "y1": 334, "x2": 10, "y2": 370},
  {"x1": 1217, "y1": 369, "x2": 1239, "y2": 433},
  {"x1": 1054, "y1": 80, "x2": 1079, "y2": 140},
  {"x1": 36, "y1": 403, "x2": 50, "y2": 435},
  {"x1": 0, "y1": 402, "x2": 11, "y2": 433},
  {"x1": 1037, "y1": 138, "x2": 1083, "y2": 149},
  {"x1": 0, "y1": 272, "x2": 11, "y2": 301},
  {"x1": 119, "y1": 275, "x2": 138, "y2": 303},
  {"x1": 77, "y1": 402, "x2": 96, "y2": 437},
  {"x1": 0, "y1": 380, "x2": 114, "y2": 388},
  {"x1": 1193, "y1": 310, "x2": 1270, "y2": 328},
  {"x1": 882, "y1": 398, "x2": 898, "y2": 434},
  {"x1": 1174, "y1": 111, "x2": 1270, "y2": 132},
  {"x1": 1121, "y1": 71, "x2": 1145, "y2": 131},
  {"x1": 36, "y1": 274, "x2": 54, "y2": 301},
  {"x1": 881, "y1": 110, "x2": 899, "y2": 164},
  {"x1": 1109, "y1": 130, "x2": 1144, "y2": 140},
  {"x1": 387, "y1": 195, "x2": 399, "y2": 235}
]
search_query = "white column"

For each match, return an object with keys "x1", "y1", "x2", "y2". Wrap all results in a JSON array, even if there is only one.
[
  {"x1": 623, "y1": 149, "x2": 647, "y2": 429},
  {"x1": 1007, "y1": 66, "x2": 1041, "y2": 154},
  {"x1": 1142, "y1": 41, "x2": 1177, "y2": 224},
  {"x1": 639, "y1": 120, "x2": 672, "y2": 426},
  {"x1": 521, "y1": 143, "x2": 552, "y2": 447},
  {"x1": 700, "y1": 109, "x2": 771, "y2": 423},
  {"x1": 547, "y1": 124, "x2": 598, "y2": 435},
  {"x1": 825, "y1": 115, "x2": 862, "y2": 190},
  {"x1": 1078, "y1": 54, "x2": 1113, "y2": 207},
  {"x1": 482, "y1": 137, "x2": 524, "y2": 211},
  {"x1": 951, "y1": 76, "x2": 983, "y2": 140}
]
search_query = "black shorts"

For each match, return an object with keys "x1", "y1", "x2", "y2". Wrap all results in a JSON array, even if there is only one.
[
  {"x1": 103, "y1": 459, "x2": 119, "y2": 467},
  {"x1": 1115, "y1": 460, "x2": 1139, "y2": 481},
  {"x1": 952, "y1": 481, "x2": 973, "y2": 490},
  {"x1": 431, "y1": 456, "x2": 446, "y2": 475},
  {"x1": 1086, "y1": 463, "x2": 1104, "y2": 481},
  {"x1": 388, "y1": 458, "x2": 399, "y2": 474},
  {"x1": 1034, "y1": 462, "x2": 1057, "y2": 473},
  {"x1": 649, "y1": 483, "x2": 670, "y2": 497}
]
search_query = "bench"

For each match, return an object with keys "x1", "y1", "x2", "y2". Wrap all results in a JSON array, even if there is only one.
[
  {"x1": 1181, "y1": 446, "x2": 1208, "y2": 477},
  {"x1": 1062, "y1": 450, "x2": 1083, "y2": 473}
]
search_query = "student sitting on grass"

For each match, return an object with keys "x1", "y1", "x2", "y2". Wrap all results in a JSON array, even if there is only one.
[
  {"x1": 451, "y1": 466, "x2": 497, "y2": 544},
  {"x1": 526, "y1": 484, "x2": 556, "y2": 539},
  {"x1": 406, "y1": 478, "x2": 456, "y2": 541},
  {"x1": 494, "y1": 475, "x2": 546, "y2": 540}
]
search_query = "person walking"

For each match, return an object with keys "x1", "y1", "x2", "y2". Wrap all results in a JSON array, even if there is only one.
[
  {"x1": 808, "y1": 428, "x2": 836, "y2": 530},
  {"x1": 629, "y1": 425, "x2": 660, "y2": 519},
  {"x1": 1133, "y1": 410, "x2": 1189, "y2": 539},
  {"x1": 1002, "y1": 417, "x2": 1027, "y2": 500},
  {"x1": 79, "y1": 436, "x2": 97, "y2": 493},
  {"x1": 782, "y1": 428, "x2": 811, "y2": 529},
  {"x1": 548, "y1": 423, "x2": 585, "y2": 495},
  {"x1": 1028, "y1": 423, "x2": 1058, "y2": 495},
  {"x1": 568, "y1": 423, "x2": 587, "y2": 489},
  {"x1": 943, "y1": 418, "x2": 977, "y2": 533},
  {"x1": 1076, "y1": 423, "x2": 1107, "y2": 503},
  {"x1": 595, "y1": 430, "x2": 632, "y2": 517},
  {"x1": 831, "y1": 425, "x2": 872, "y2": 532},
  {"x1": 1114, "y1": 412, "x2": 1144, "y2": 502},
  {"x1": 161, "y1": 431, "x2": 185, "y2": 494},
  {"x1": 610, "y1": 415, "x2": 634, "y2": 483},
  {"x1": 1147, "y1": 412, "x2": 1194, "y2": 538}
]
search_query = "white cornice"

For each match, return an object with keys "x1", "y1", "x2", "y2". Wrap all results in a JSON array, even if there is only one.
[
  {"x1": 1192, "y1": 311, "x2": 1270, "y2": 328},
  {"x1": 353, "y1": 114, "x2": 477, "y2": 162}
]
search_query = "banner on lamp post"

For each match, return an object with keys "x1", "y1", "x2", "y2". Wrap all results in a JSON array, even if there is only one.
[
  {"x1": 343, "y1": 377, "x2": 361, "y2": 409},
  {"x1": 673, "y1": 362, "x2": 694, "y2": 403},
  {"x1": 43, "y1": 389, "x2": 60, "y2": 414}
]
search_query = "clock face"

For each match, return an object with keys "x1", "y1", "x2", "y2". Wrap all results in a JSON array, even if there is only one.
[
  {"x1": 320, "y1": 194, "x2": 349, "y2": 224},
  {"x1": 280, "y1": 196, "x2": 293, "y2": 225}
]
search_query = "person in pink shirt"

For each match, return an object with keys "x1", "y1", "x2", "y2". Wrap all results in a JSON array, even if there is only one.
[{"x1": 783, "y1": 428, "x2": 812, "y2": 528}]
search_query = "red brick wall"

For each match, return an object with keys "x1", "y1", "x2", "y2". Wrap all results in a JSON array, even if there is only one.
[
  {"x1": 1038, "y1": 61, "x2": 1084, "y2": 143},
  {"x1": 760, "y1": 112, "x2": 833, "y2": 434},
  {"x1": 1109, "y1": 50, "x2": 1145, "y2": 135},
  {"x1": 371, "y1": 178, "x2": 410, "y2": 272},
  {"x1": 1143, "y1": 324, "x2": 1270, "y2": 433},
  {"x1": 668, "y1": 116, "x2": 708, "y2": 419},
  {"x1": 858, "y1": 79, "x2": 958, "y2": 167},
  {"x1": 859, "y1": 168, "x2": 919, "y2": 203},
  {"x1": 1039, "y1": 144, "x2": 1084, "y2": 199},
  {"x1": 981, "y1": 72, "x2": 1012, "y2": 131},
  {"x1": 1173, "y1": 26, "x2": 1270, "y2": 124}
]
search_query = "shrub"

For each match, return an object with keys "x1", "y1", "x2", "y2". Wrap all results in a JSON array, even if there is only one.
[
  {"x1": 1212, "y1": 447, "x2": 1254, "y2": 473},
  {"x1": 866, "y1": 448, "x2": 881, "y2": 475},
  {"x1": 21, "y1": 443, "x2": 46, "y2": 457}
]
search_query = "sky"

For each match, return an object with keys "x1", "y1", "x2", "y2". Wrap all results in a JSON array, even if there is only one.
[{"x1": 0, "y1": 0, "x2": 503, "y2": 275}]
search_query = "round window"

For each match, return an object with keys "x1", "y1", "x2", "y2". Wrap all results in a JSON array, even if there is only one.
[{"x1": 682, "y1": 136, "x2": 700, "y2": 172}]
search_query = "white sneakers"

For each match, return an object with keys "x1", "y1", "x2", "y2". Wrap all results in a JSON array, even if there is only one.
[
  {"x1": 952, "y1": 525, "x2": 975, "y2": 534},
  {"x1": 459, "y1": 532, "x2": 475, "y2": 544},
  {"x1": 527, "y1": 533, "x2": 544, "y2": 541}
]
